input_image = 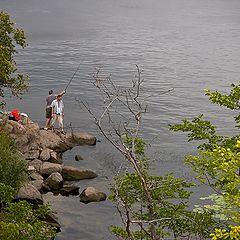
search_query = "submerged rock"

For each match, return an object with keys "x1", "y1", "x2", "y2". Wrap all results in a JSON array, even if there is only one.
[
  {"x1": 75, "y1": 154, "x2": 83, "y2": 161},
  {"x1": 60, "y1": 183, "x2": 80, "y2": 196}
]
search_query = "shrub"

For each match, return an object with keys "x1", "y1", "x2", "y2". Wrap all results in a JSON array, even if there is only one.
[{"x1": 0, "y1": 132, "x2": 28, "y2": 190}]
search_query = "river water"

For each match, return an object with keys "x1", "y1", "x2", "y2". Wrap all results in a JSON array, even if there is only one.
[{"x1": 1, "y1": 0, "x2": 240, "y2": 239}]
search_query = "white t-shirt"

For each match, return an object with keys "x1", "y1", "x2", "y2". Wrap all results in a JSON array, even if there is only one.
[{"x1": 51, "y1": 99, "x2": 64, "y2": 114}]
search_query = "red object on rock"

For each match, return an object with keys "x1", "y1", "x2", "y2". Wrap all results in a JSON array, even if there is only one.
[{"x1": 11, "y1": 109, "x2": 20, "y2": 121}]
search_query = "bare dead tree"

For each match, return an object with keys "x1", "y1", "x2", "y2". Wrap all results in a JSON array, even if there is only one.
[{"x1": 78, "y1": 66, "x2": 177, "y2": 240}]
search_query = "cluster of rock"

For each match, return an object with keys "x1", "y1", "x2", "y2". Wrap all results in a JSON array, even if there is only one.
[{"x1": 0, "y1": 116, "x2": 107, "y2": 230}]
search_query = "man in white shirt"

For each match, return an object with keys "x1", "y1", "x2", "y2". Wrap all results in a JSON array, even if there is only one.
[
  {"x1": 45, "y1": 89, "x2": 65, "y2": 130},
  {"x1": 51, "y1": 94, "x2": 65, "y2": 134}
]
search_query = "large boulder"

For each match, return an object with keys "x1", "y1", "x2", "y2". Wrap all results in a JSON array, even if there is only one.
[
  {"x1": 79, "y1": 187, "x2": 107, "y2": 204},
  {"x1": 45, "y1": 172, "x2": 63, "y2": 190},
  {"x1": 38, "y1": 130, "x2": 74, "y2": 152},
  {"x1": 15, "y1": 183, "x2": 43, "y2": 205},
  {"x1": 62, "y1": 166, "x2": 97, "y2": 181},
  {"x1": 40, "y1": 162, "x2": 62, "y2": 176}
]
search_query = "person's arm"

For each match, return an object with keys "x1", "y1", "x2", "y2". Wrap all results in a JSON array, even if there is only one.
[{"x1": 58, "y1": 90, "x2": 66, "y2": 97}]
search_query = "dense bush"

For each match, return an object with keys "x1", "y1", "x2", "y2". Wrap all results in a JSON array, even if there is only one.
[
  {"x1": 0, "y1": 183, "x2": 57, "y2": 240},
  {"x1": 0, "y1": 132, "x2": 28, "y2": 191}
]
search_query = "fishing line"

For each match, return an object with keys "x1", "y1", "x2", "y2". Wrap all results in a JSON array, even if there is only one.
[{"x1": 65, "y1": 61, "x2": 83, "y2": 92}]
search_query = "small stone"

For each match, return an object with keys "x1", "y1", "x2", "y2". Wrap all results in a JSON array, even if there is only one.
[
  {"x1": 27, "y1": 165, "x2": 36, "y2": 172},
  {"x1": 75, "y1": 154, "x2": 83, "y2": 161}
]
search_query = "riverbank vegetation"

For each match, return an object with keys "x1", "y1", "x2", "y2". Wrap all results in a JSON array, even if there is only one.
[
  {"x1": 0, "y1": 11, "x2": 57, "y2": 240},
  {"x1": 83, "y1": 67, "x2": 239, "y2": 239}
]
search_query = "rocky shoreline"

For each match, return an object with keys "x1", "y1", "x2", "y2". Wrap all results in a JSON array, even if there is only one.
[{"x1": 0, "y1": 116, "x2": 107, "y2": 231}]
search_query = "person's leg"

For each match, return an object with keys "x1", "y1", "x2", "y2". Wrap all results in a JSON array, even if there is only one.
[
  {"x1": 51, "y1": 114, "x2": 57, "y2": 130},
  {"x1": 58, "y1": 115, "x2": 63, "y2": 131},
  {"x1": 45, "y1": 118, "x2": 50, "y2": 129},
  {"x1": 45, "y1": 107, "x2": 52, "y2": 129},
  {"x1": 58, "y1": 115, "x2": 65, "y2": 133}
]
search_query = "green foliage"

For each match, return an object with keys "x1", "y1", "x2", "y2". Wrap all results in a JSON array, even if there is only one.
[
  {"x1": 0, "y1": 132, "x2": 28, "y2": 190},
  {"x1": 194, "y1": 194, "x2": 232, "y2": 221},
  {"x1": 210, "y1": 226, "x2": 240, "y2": 240},
  {"x1": 169, "y1": 114, "x2": 223, "y2": 149},
  {"x1": 0, "y1": 184, "x2": 57, "y2": 240},
  {"x1": 170, "y1": 82, "x2": 240, "y2": 238},
  {"x1": 0, "y1": 11, "x2": 28, "y2": 99},
  {"x1": 186, "y1": 144, "x2": 240, "y2": 225},
  {"x1": 0, "y1": 183, "x2": 15, "y2": 203},
  {"x1": 204, "y1": 83, "x2": 240, "y2": 110},
  {"x1": 122, "y1": 135, "x2": 149, "y2": 172},
  {"x1": 204, "y1": 83, "x2": 240, "y2": 127},
  {"x1": 110, "y1": 136, "x2": 217, "y2": 239}
]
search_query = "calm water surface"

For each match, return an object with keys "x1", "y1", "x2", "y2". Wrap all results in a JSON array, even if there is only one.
[{"x1": 1, "y1": 0, "x2": 240, "y2": 239}]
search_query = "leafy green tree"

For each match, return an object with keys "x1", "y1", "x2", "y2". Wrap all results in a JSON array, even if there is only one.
[
  {"x1": 0, "y1": 10, "x2": 28, "y2": 104},
  {"x1": 170, "y1": 82, "x2": 240, "y2": 239}
]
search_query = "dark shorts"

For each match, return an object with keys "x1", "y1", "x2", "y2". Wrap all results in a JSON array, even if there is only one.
[{"x1": 46, "y1": 107, "x2": 52, "y2": 119}]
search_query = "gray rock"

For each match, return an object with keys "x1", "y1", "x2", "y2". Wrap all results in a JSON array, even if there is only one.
[
  {"x1": 49, "y1": 151, "x2": 63, "y2": 164},
  {"x1": 41, "y1": 183, "x2": 51, "y2": 193},
  {"x1": 39, "y1": 130, "x2": 74, "y2": 152},
  {"x1": 45, "y1": 172, "x2": 63, "y2": 190},
  {"x1": 39, "y1": 148, "x2": 51, "y2": 161},
  {"x1": 40, "y1": 162, "x2": 62, "y2": 176},
  {"x1": 24, "y1": 149, "x2": 40, "y2": 160},
  {"x1": 62, "y1": 166, "x2": 97, "y2": 181},
  {"x1": 30, "y1": 179, "x2": 44, "y2": 191},
  {"x1": 30, "y1": 172, "x2": 44, "y2": 181},
  {"x1": 16, "y1": 183, "x2": 43, "y2": 205},
  {"x1": 60, "y1": 184, "x2": 80, "y2": 196},
  {"x1": 79, "y1": 187, "x2": 107, "y2": 204},
  {"x1": 28, "y1": 159, "x2": 43, "y2": 173}
]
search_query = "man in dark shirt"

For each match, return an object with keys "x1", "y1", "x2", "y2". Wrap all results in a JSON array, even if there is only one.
[{"x1": 44, "y1": 89, "x2": 65, "y2": 129}]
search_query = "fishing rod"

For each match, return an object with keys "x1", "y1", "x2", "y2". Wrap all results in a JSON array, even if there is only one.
[{"x1": 65, "y1": 61, "x2": 82, "y2": 92}]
